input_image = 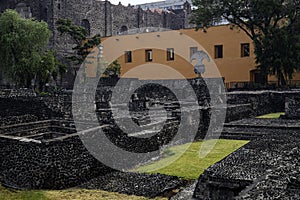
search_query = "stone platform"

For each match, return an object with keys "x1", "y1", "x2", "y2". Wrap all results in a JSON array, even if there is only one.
[
  {"x1": 191, "y1": 117, "x2": 300, "y2": 199},
  {"x1": 0, "y1": 120, "x2": 113, "y2": 189}
]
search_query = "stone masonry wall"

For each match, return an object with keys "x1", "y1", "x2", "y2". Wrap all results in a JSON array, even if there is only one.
[
  {"x1": 285, "y1": 97, "x2": 300, "y2": 119},
  {"x1": 0, "y1": 134, "x2": 113, "y2": 189},
  {"x1": 227, "y1": 90, "x2": 300, "y2": 116}
]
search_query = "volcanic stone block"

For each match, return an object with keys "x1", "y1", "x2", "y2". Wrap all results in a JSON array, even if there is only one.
[{"x1": 285, "y1": 97, "x2": 300, "y2": 119}]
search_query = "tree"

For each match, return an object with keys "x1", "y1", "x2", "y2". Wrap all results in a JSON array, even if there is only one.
[
  {"x1": 0, "y1": 10, "x2": 54, "y2": 88},
  {"x1": 52, "y1": 54, "x2": 67, "y2": 86},
  {"x1": 103, "y1": 60, "x2": 121, "y2": 78},
  {"x1": 190, "y1": 0, "x2": 300, "y2": 86},
  {"x1": 56, "y1": 18, "x2": 101, "y2": 77}
]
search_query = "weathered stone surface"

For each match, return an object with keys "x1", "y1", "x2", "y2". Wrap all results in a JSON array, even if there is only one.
[
  {"x1": 285, "y1": 97, "x2": 300, "y2": 119},
  {"x1": 193, "y1": 123, "x2": 300, "y2": 199},
  {"x1": 0, "y1": 0, "x2": 193, "y2": 44},
  {"x1": 0, "y1": 124, "x2": 113, "y2": 189},
  {"x1": 225, "y1": 104, "x2": 255, "y2": 122},
  {"x1": 170, "y1": 181, "x2": 198, "y2": 200},
  {"x1": 79, "y1": 171, "x2": 186, "y2": 198},
  {"x1": 227, "y1": 90, "x2": 300, "y2": 116},
  {"x1": 0, "y1": 96, "x2": 63, "y2": 126}
]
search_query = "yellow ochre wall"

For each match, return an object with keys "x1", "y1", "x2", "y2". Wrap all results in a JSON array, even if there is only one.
[
  {"x1": 104, "y1": 25, "x2": 256, "y2": 83},
  {"x1": 180, "y1": 26, "x2": 256, "y2": 83},
  {"x1": 86, "y1": 24, "x2": 299, "y2": 84}
]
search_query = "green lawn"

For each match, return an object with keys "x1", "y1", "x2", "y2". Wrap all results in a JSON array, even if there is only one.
[
  {"x1": 133, "y1": 139, "x2": 249, "y2": 180},
  {"x1": 0, "y1": 185, "x2": 167, "y2": 200},
  {"x1": 0, "y1": 186, "x2": 48, "y2": 200},
  {"x1": 256, "y1": 112, "x2": 285, "y2": 119}
]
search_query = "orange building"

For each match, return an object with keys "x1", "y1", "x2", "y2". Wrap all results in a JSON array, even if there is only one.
[{"x1": 85, "y1": 24, "x2": 300, "y2": 88}]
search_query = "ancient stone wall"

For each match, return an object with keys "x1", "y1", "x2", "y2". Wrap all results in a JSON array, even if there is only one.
[
  {"x1": 0, "y1": 0, "x2": 192, "y2": 39},
  {"x1": 225, "y1": 104, "x2": 255, "y2": 122},
  {"x1": 285, "y1": 97, "x2": 300, "y2": 119},
  {"x1": 193, "y1": 133, "x2": 300, "y2": 199},
  {"x1": 227, "y1": 91, "x2": 300, "y2": 116},
  {"x1": 0, "y1": 131, "x2": 113, "y2": 189},
  {"x1": 0, "y1": 96, "x2": 63, "y2": 126}
]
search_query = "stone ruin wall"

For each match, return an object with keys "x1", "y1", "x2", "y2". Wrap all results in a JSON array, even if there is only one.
[
  {"x1": 0, "y1": 124, "x2": 113, "y2": 189},
  {"x1": 285, "y1": 96, "x2": 300, "y2": 119},
  {"x1": 0, "y1": 84, "x2": 300, "y2": 191},
  {"x1": 227, "y1": 90, "x2": 300, "y2": 117},
  {"x1": 0, "y1": 0, "x2": 192, "y2": 48}
]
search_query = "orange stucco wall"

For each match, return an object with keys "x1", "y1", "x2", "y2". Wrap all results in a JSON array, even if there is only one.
[
  {"x1": 179, "y1": 26, "x2": 257, "y2": 83},
  {"x1": 86, "y1": 24, "x2": 300, "y2": 84}
]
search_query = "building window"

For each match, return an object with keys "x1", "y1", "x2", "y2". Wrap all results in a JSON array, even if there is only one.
[
  {"x1": 58, "y1": 3, "x2": 61, "y2": 10},
  {"x1": 241, "y1": 43, "x2": 250, "y2": 57},
  {"x1": 145, "y1": 49, "x2": 152, "y2": 62},
  {"x1": 125, "y1": 51, "x2": 132, "y2": 63},
  {"x1": 190, "y1": 47, "x2": 198, "y2": 57},
  {"x1": 167, "y1": 48, "x2": 175, "y2": 61},
  {"x1": 214, "y1": 45, "x2": 223, "y2": 59},
  {"x1": 81, "y1": 19, "x2": 91, "y2": 36}
]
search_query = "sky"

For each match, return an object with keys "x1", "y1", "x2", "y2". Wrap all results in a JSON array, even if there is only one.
[{"x1": 109, "y1": 0, "x2": 163, "y2": 6}]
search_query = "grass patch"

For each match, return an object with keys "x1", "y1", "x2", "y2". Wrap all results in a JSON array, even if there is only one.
[
  {"x1": 256, "y1": 112, "x2": 285, "y2": 119},
  {"x1": 44, "y1": 190, "x2": 166, "y2": 200},
  {"x1": 0, "y1": 185, "x2": 166, "y2": 200},
  {"x1": 133, "y1": 139, "x2": 248, "y2": 180},
  {"x1": 0, "y1": 185, "x2": 48, "y2": 200}
]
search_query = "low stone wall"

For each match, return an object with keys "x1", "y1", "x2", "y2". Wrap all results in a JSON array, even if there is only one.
[
  {"x1": 225, "y1": 104, "x2": 254, "y2": 122},
  {"x1": 227, "y1": 90, "x2": 300, "y2": 116},
  {"x1": 0, "y1": 97, "x2": 63, "y2": 126},
  {"x1": 0, "y1": 134, "x2": 113, "y2": 189},
  {"x1": 0, "y1": 88, "x2": 36, "y2": 98}
]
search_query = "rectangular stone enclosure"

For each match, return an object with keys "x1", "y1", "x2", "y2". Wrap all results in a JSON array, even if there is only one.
[{"x1": 0, "y1": 120, "x2": 112, "y2": 189}]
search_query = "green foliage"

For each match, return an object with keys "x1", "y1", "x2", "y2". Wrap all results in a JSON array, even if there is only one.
[
  {"x1": 56, "y1": 18, "x2": 101, "y2": 65},
  {"x1": 191, "y1": 0, "x2": 300, "y2": 86},
  {"x1": 134, "y1": 139, "x2": 248, "y2": 180},
  {"x1": 103, "y1": 60, "x2": 121, "y2": 77},
  {"x1": 52, "y1": 53, "x2": 67, "y2": 84},
  {"x1": 0, "y1": 10, "x2": 52, "y2": 87}
]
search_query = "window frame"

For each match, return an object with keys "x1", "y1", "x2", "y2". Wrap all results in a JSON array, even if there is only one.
[
  {"x1": 214, "y1": 45, "x2": 223, "y2": 59},
  {"x1": 145, "y1": 49, "x2": 153, "y2": 62},
  {"x1": 241, "y1": 43, "x2": 250, "y2": 57},
  {"x1": 125, "y1": 51, "x2": 132, "y2": 63},
  {"x1": 166, "y1": 48, "x2": 175, "y2": 61}
]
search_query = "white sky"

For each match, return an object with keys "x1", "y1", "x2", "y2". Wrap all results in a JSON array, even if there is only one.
[{"x1": 109, "y1": 0, "x2": 163, "y2": 6}]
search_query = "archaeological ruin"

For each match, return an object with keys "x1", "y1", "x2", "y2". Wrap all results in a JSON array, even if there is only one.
[
  {"x1": 0, "y1": 76, "x2": 299, "y2": 199},
  {"x1": 0, "y1": 1, "x2": 299, "y2": 199}
]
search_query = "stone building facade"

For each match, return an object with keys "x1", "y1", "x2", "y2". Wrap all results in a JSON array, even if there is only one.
[
  {"x1": 0, "y1": 0, "x2": 193, "y2": 86},
  {"x1": 0, "y1": 0, "x2": 193, "y2": 47}
]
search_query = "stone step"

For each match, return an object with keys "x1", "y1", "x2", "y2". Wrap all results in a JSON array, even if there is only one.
[{"x1": 224, "y1": 123, "x2": 300, "y2": 130}]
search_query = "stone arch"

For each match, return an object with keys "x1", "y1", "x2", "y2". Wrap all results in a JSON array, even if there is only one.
[
  {"x1": 81, "y1": 19, "x2": 91, "y2": 36},
  {"x1": 120, "y1": 25, "x2": 128, "y2": 33}
]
